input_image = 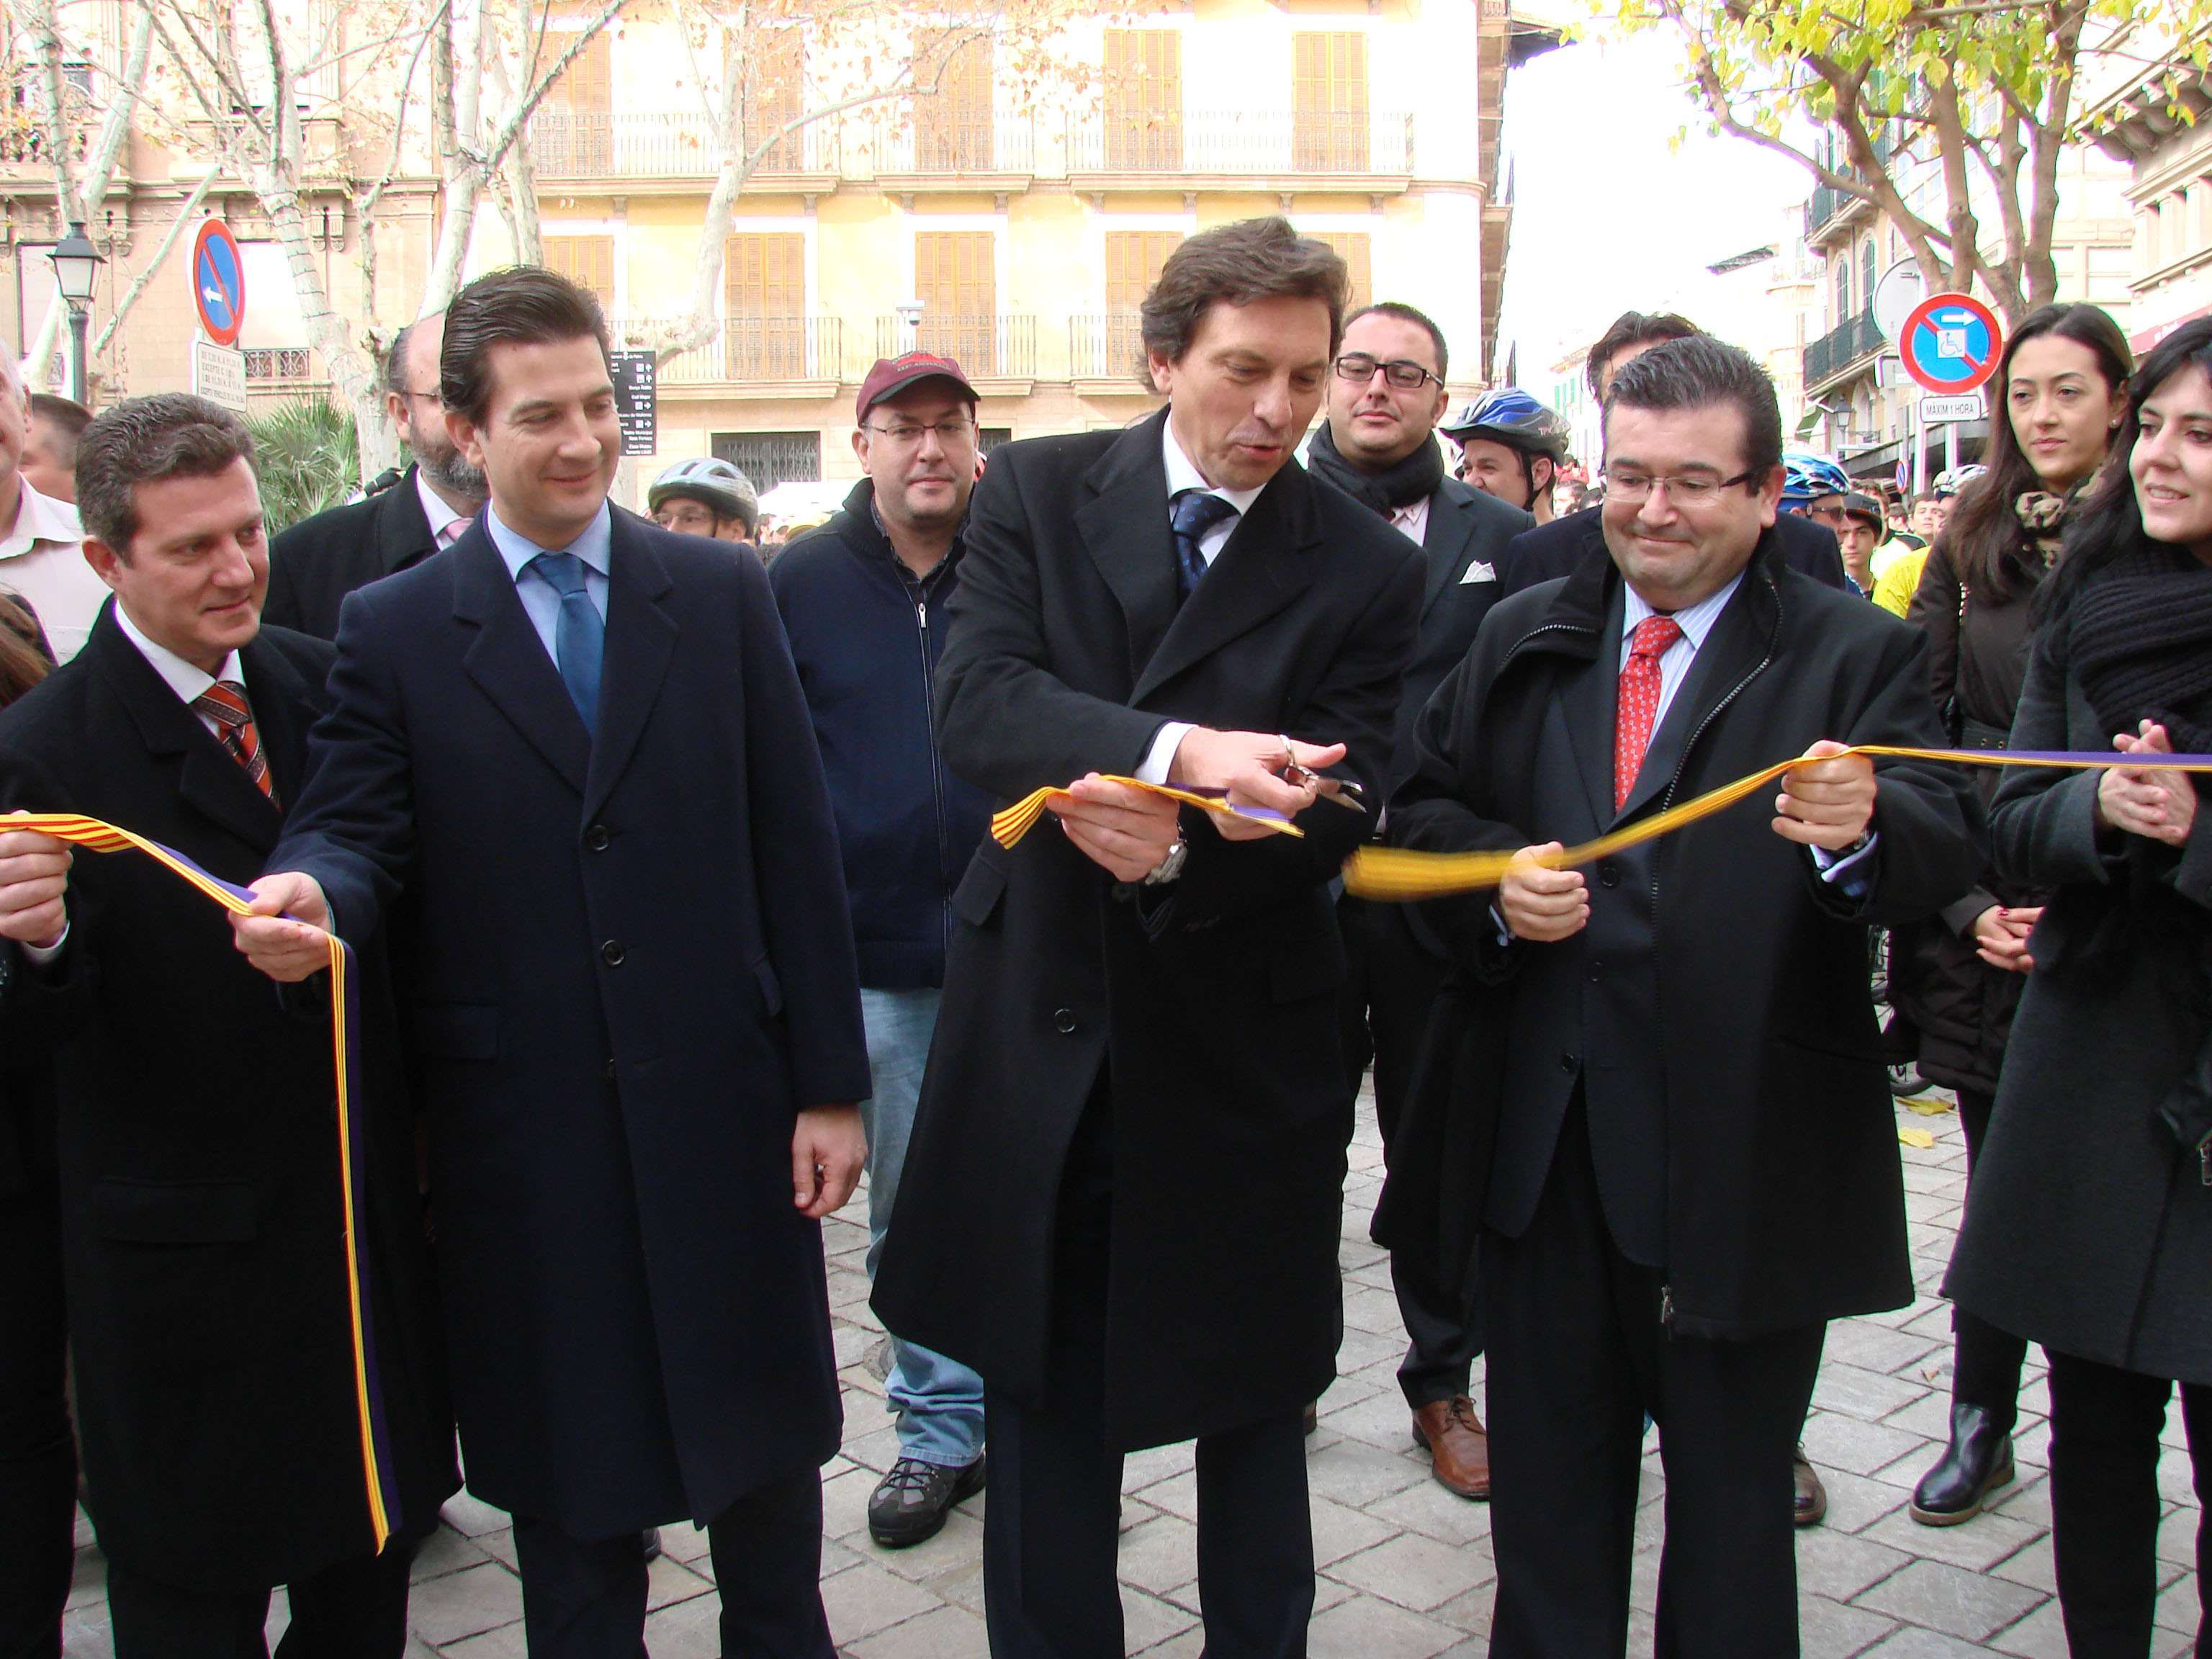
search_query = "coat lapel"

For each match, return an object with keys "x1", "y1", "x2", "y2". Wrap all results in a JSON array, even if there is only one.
[
  {"x1": 239, "y1": 634, "x2": 320, "y2": 812},
  {"x1": 1419, "y1": 492, "x2": 1478, "y2": 621},
  {"x1": 583, "y1": 516, "x2": 677, "y2": 818},
  {"x1": 379, "y1": 466, "x2": 446, "y2": 575},
  {"x1": 1563, "y1": 583, "x2": 1623, "y2": 830},
  {"x1": 1073, "y1": 411, "x2": 1179, "y2": 691},
  {"x1": 1614, "y1": 572, "x2": 1767, "y2": 824},
  {"x1": 89, "y1": 608, "x2": 284, "y2": 853},
  {"x1": 1131, "y1": 458, "x2": 1320, "y2": 706},
  {"x1": 452, "y1": 527, "x2": 590, "y2": 796}
]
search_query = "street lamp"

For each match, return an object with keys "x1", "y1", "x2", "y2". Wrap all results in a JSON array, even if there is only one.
[{"x1": 49, "y1": 223, "x2": 103, "y2": 405}]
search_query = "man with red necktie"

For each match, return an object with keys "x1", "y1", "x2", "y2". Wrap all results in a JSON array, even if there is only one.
[
  {"x1": 0, "y1": 394, "x2": 457, "y2": 1657},
  {"x1": 1375, "y1": 337, "x2": 1981, "y2": 1657}
]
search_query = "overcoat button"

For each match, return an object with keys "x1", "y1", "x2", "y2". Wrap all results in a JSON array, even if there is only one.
[
  {"x1": 601, "y1": 940, "x2": 625, "y2": 966},
  {"x1": 584, "y1": 824, "x2": 611, "y2": 852},
  {"x1": 1053, "y1": 1008, "x2": 1076, "y2": 1034},
  {"x1": 1560, "y1": 1051, "x2": 1578, "y2": 1073}
]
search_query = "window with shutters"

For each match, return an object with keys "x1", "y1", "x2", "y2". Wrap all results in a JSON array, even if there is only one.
[
  {"x1": 1103, "y1": 30, "x2": 1181, "y2": 171},
  {"x1": 724, "y1": 233, "x2": 807, "y2": 377},
  {"x1": 1314, "y1": 232, "x2": 1371, "y2": 310},
  {"x1": 744, "y1": 30, "x2": 804, "y2": 171},
  {"x1": 1102, "y1": 231, "x2": 1179, "y2": 372},
  {"x1": 914, "y1": 231, "x2": 998, "y2": 372},
  {"x1": 539, "y1": 33, "x2": 611, "y2": 174},
  {"x1": 544, "y1": 235, "x2": 616, "y2": 310},
  {"x1": 914, "y1": 32, "x2": 992, "y2": 171},
  {"x1": 1292, "y1": 33, "x2": 1367, "y2": 171}
]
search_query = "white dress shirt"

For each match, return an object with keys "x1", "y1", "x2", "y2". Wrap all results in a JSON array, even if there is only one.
[
  {"x1": 1388, "y1": 497, "x2": 1431, "y2": 547},
  {"x1": 483, "y1": 501, "x2": 612, "y2": 669},
  {"x1": 0, "y1": 481, "x2": 99, "y2": 662},
  {"x1": 416, "y1": 469, "x2": 477, "y2": 551},
  {"x1": 1135, "y1": 421, "x2": 1268, "y2": 785}
]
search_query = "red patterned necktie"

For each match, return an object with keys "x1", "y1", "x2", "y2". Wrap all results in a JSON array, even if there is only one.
[
  {"x1": 1614, "y1": 614, "x2": 1683, "y2": 811},
  {"x1": 192, "y1": 679, "x2": 275, "y2": 801}
]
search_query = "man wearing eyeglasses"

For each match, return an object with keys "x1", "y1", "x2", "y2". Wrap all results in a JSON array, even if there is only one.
[
  {"x1": 1375, "y1": 336, "x2": 1978, "y2": 1656},
  {"x1": 768, "y1": 354, "x2": 996, "y2": 1550},
  {"x1": 1307, "y1": 302, "x2": 1531, "y2": 1503},
  {"x1": 265, "y1": 312, "x2": 489, "y2": 639}
]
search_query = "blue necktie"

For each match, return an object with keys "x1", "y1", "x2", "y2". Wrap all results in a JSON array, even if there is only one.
[
  {"x1": 1170, "y1": 489, "x2": 1238, "y2": 601},
  {"x1": 528, "y1": 551, "x2": 603, "y2": 737}
]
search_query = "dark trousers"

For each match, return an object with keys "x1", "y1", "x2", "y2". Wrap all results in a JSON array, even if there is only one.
[
  {"x1": 1948, "y1": 1087, "x2": 2030, "y2": 1431},
  {"x1": 1339, "y1": 896, "x2": 1483, "y2": 1408},
  {"x1": 511, "y1": 1470, "x2": 831, "y2": 1659},
  {"x1": 983, "y1": 1085, "x2": 1313, "y2": 1659},
  {"x1": 2045, "y1": 1349, "x2": 2211, "y2": 1658},
  {"x1": 1482, "y1": 1099, "x2": 1825, "y2": 1658},
  {"x1": 0, "y1": 1116, "x2": 74, "y2": 1659},
  {"x1": 105, "y1": 1545, "x2": 413, "y2": 1659}
]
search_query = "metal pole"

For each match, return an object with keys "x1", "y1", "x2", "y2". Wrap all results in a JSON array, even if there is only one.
[
  {"x1": 1945, "y1": 420, "x2": 1959, "y2": 477},
  {"x1": 66, "y1": 301, "x2": 87, "y2": 404}
]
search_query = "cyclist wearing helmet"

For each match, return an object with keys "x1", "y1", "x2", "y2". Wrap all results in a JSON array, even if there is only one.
[
  {"x1": 648, "y1": 457, "x2": 759, "y2": 549},
  {"x1": 1443, "y1": 389, "x2": 1573, "y2": 524},
  {"x1": 1779, "y1": 451, "x2": 1853, "y2": 532}
]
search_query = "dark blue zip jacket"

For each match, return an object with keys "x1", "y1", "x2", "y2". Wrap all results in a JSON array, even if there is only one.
[{"x1": 769, "y1": 479, "x2": 994, "y2": 989}]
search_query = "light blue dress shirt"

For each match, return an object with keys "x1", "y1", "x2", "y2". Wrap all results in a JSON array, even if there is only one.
[{"x1": 484, "y1": 501, "x2": 613, "y2": 667}]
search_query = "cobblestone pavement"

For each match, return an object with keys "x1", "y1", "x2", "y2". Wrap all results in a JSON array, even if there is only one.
[{"x1": 58, "y1": 1086, "x2": 2204, "y2": 1658}]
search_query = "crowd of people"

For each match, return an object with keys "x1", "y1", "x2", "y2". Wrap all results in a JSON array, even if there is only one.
[{"x1": 0, "y1": 216, "x2": 2203, "y2": 1659}]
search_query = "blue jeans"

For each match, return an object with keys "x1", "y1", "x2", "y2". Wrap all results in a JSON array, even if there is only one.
[{"x1": 860, "y1": 986, "x2": 986, "y2": 1468}]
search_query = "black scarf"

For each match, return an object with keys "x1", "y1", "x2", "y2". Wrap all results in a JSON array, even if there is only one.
[
  {"x1": 1305, "y1": 421, "x2": 1444, "y2": 516},
  {"x1": 2069, "y1": 541, "x2": 2212, "y2": 756}
]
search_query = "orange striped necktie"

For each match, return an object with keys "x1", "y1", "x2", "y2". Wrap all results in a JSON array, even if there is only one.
[{"x1": 192, "y1": 679, "x2": 275, "y2": 801}]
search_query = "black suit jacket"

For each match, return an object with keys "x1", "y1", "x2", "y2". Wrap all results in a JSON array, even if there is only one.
[
  {"x1": 0, "y1": 608, "x2": 456, "y2": 1591},
  {"x1": 264, "y1": 467, "x2": 447, "y2": 639},
  {"x1": 872, "y1": 408, "x2": 1422, "y2": 1449},
  {"x1": 1498, "y1": 502, "x2": 1847, "y2": 598},
  {"x1": 1375, "y1": 536, "x2": 1982, "y2": 1338},
  {"x1": 269, "y1": 508, "x2": 870, "y2": 1535}
]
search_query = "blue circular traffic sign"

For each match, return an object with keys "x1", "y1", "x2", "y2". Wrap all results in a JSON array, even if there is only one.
[
  {"x1": 1900, "y1": 292, "x2": 2000, "y2": 394},
  {"x1": 192, "y1": 220, "x2": 246, "y2": 346}
]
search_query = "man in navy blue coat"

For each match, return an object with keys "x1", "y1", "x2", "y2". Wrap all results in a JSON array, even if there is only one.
[{"x1": 233, "y1": 267, "x2": 871, "y2": 1659}]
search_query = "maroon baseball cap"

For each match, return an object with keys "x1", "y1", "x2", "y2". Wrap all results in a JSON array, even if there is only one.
[{"x1": 856, "y1": 351, "x2": 978, "y2": 426}]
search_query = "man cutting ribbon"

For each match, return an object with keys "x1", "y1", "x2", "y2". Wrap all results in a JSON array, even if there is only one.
[
  {"x1": 0, "y1": 395, "x2": 457, "y2": 1656},
  {"x1": 1372, "y1": 336, "x2": 1982, "y2": 1658}
]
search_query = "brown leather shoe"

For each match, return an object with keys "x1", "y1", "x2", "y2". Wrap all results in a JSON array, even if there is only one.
[
  {"x1": 1411, "y1": 1397, "x2": 1491, "y2": 1500},
  {"x1": 1792, "y1": 1443, "x2": 1827, "y2": 1527}
]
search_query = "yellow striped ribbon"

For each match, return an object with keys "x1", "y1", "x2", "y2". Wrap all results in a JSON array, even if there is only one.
[
  {"x1": 992, "y1": 778, "x2": 1305, "y2": 848},
  {"x1": 1341, "y1": 745, "x2": 2212, "y2": 900},
  {"x1": 9, "y1": 813, "x2": 395, "y2": 1552}
]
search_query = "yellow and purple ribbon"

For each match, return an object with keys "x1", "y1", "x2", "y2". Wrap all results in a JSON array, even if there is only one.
[
  {"x1": 1342, "y1": 745, "x2": 2212, "y2": 899},
  {"x1": 992, "y1": 778, "x2": 1303, "y2": 848},
  {"x1": 9, "y1": 814, "x2": 398, "y2": 1552}
]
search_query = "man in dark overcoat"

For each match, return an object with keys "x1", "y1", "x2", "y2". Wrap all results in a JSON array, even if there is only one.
[
  {"x1": 263, "y1": 310, "x2": 486, "y2": 640},
  {"x1": 0, "y1": 394, "x2": 457, "y2": 1654},
  {"x1": 872, "y1": 217, "x2": 1421, "y2": 1659},
  {"x1": 233, "y1": 268, "x2": 869, "y2": 1659},
  {"x1": 1375, "y1": 337, "x2": 1981, "y2": 1656}
]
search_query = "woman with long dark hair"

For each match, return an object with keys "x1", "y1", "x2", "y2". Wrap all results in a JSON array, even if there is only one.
[
  {"x1": 1945, "y1": 316, "x2": 2212, "y2": 1656},
  {"x1": 0, "y1": 586, "x2": 62, "y2": 1659},
  {"x1": 1895, "y1": 302, "x2": 2134, "y2": 1524}
]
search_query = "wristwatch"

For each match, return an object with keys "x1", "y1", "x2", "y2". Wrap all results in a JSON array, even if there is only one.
[{"x1": 1142, "y1": 835, "x2": 1188, "y2": 885}]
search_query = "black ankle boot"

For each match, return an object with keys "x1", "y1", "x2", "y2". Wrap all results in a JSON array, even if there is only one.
[{"x1": 1910, "y1": 1401, "x2": 2015, "y2": 1525}]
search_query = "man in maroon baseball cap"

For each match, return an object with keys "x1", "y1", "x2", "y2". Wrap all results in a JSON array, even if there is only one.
[{"x1": 855, "y1": 351, "x2": 977, "y2": 428}]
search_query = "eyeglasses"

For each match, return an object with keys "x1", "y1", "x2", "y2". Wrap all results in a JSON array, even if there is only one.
[
  {"x1": 1332, "y1": 354, "x2": 1443, "y2": 392},
  {"x1": 1601, "y1": 464, "x2": 1758, "y2": 505},
  {"x1": 864, "y1": 418, "x2": 976, "y2": 446}
]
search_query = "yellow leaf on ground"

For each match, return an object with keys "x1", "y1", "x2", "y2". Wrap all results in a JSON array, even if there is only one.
[
  {"x1": 1900, "y1": 1097, "x2": 1957, "y2": 1116},
  {"x1": 1898, "y1": 1127, "x2": 1936, "y2": 1150}
]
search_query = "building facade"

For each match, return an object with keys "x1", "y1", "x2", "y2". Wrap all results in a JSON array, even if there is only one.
[{"x1": 2082, "y1": 48, "x2": 2212, "y2": 357}]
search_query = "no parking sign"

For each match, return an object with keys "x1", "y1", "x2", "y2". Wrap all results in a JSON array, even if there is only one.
[
  {"x1": 192, "y1": 219, "x2": 246, "y2": 347},
  {"x1": 1899, "y1": 292, "x2": 2001, "y2": 395}
]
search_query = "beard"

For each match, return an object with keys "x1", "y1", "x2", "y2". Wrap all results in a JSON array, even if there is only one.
[{"x1": 413, "y1": 433, "x2": 487, "y2": 500}]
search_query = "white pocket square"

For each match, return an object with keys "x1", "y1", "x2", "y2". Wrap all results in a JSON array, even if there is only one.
[{"x1": 1460, "y1": 560, "x2": 1496, "y2": 585}]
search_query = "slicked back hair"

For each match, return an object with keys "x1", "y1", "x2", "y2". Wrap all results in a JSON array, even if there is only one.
[
  {"x1": 1587, "y1": 310, "x2": 1702, "y2": 400},
  {"x1": 1345, "y1": 301, "x2": 1448, "y2": 381},
  {"x1": 77, "y1": 393, "x2": 257, "y2": 560},
  {"x1": 1140, "y1": 217, "x2": 1349, "y2": 375},
  {"x1": 1602, "y1": 336, "x2": 1783, "y2": 488},
  {"x1": 441, "y1": 267, "x2": 611, "y2": 428}
]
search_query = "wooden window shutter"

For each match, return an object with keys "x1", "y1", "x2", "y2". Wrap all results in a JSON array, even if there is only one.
[
  {"x1": 724, "y1": 233, "x2": 806, "y2": 376},
  {"x1": 1104, "y1": 231, "x2": 1180, "y2": 310},
  {"x1": 1317, "y1": 232, "x2": 1371, "y2": 310},
  {"x1": 544, "y1": 236, "x2": 616, "y2": 309}
]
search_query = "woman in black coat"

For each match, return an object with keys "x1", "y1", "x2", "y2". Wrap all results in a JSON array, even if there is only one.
[
  {"x1": 0, "y1": 591, "x2": 67, "y2": 1659},
  {"x1": 1946, "y1": 317, "x2": 2212, "y2": 1658},
  {"x1": 1892, "y1": 303, "x2": 2136, "y2": 1525}
]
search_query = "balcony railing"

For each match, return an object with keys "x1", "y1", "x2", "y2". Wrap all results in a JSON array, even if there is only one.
[
  {"x1": 1804, "y1": 127, "x2": 1897, "y2": 238},
  {"x1": 1804, "y1": 307, "x2": 1884, "y2": 388},
  {"x1": 529, "y1": 111, "x2": 840, "y2": 178},
  {"x1": 648, "y1": 317, "x2": 855, "y2": 385},
  {"x1": 1069, "y1": 314, "x2": 1148, "y2": 381},
  {"x1": 875, "y1": 315, "x2": 1035, "y2": 378},
  {"x1": 875, "y1": 114, "x2": 1036, "y2": 175},
  {"x1": 1066, "y1": 109, "x2": 1413, "y2": 174}
]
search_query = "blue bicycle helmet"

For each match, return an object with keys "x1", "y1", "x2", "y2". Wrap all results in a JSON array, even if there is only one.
[
  {"x1": 1442, "y1": 388, "x2": 1573, "y2": 462},
  {"x1": 1780, "y1": 451, "x2": 1852, "y2": 508}
]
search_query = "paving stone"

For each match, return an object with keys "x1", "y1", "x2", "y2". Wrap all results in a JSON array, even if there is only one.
[
  {"x1": 437, "y1": 1491, "x2": 511, "y2": 1538},
  {"x1": 1116, "y1": 1513, "x2": 1200, "y2": 1596},
  {"x1": 1305, "y1": 1593, "x2": 1462, "y2": 1659},
  {"x1": 1856, "y1": 1624, "x2": 2005, "y2": 1657},
  {"x1": 868, "y1": 1506, "x2": 985, "y2": 1581},
  {"x1": 842, "y1": 1600, "x2": 990, "y2": 1658},
  {"x1": 1852, "y1": 1557, "x2": 2045, "y2": 1641},
  {"x1": 408, "y1": 1524, "x2": 490, "y2": 1582},
  {"x1": 1815, "y1": 1361, "x2": 1934, "y2": 1422},
  {"x1": 1308, "y1": 1493, "x2": 1403, "y2": 1568},
  {"x1": 1326, "y1": 1531, "x2": 1492, "y2": 1612},
  {"x1": 1793, "y1": 1527, "x2": 1915, "y2": 1601},
  {"x1": 1804, "y1": 1411, "x2": 1936, "y2": 1478},
  {"x1": 1303, "y1": 1435, "x2": 1429, "y2": 1509},
  {"x1": 820, "y1": 1557, "x2": 945, "y2": 1645},
  {"x1": 1368, "y1": 1473, "x2": 1496, "y2": 1547},
  {"x1": 1858, "y1": 1503, "x2": 2048, "y2": 1573},
  {"x1": 404, "y1": 1562, "x2": 525, "y2": 1646},
  {"x1": 1988, "y1": 1598, "x2": 2072, "y2": 1659},
  {"x1": 1121, "y1": 1588, "x2": 1197, "y2": 1652}
]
